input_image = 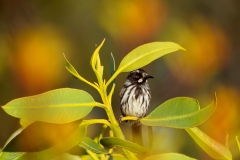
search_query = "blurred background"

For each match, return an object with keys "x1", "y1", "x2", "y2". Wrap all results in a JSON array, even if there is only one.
[{"x1": 0, "y1": 0, "x2": 240, "y2": 159}]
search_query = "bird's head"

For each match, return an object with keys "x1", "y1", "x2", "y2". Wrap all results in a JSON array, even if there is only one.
[{"x1": 127, "y1": 68, "x2": 153, "y2": 84}]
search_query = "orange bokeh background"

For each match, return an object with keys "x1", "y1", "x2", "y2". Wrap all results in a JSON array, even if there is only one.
[{"x1": 0, "y1": 0, "x2": 240, "y2": 159}]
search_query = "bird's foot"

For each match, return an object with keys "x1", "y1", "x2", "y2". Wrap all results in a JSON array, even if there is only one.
[{"x1": 118, "y1": 115, "x2": 123, "y2": 124}]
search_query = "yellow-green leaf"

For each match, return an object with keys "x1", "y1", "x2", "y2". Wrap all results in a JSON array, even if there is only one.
[
  {"x1": 63, "y1": 54, "x2": 98, "y2": 90},
  {"x1": 141, "y1": 97, "x2": 216, "y2": 128},
  {"x1": 63, "y1": 53, "x2": 83, "y2": 80},
  {"x1": 79, "y1": 137, "x2": 107, "y2": 154},
  {"x1": 186, "y1": 127, "x2": 232, "y2": 160},
  {"x1": 19, "y1": 119, "x2": 35, "y2": 128},
  {"x1": 147, "y1": 153, "x2": 196, "y2": 160},
  {"x1": 100, "y1": 137, "x2": 148, "y2": 154},
  {"x1": 236, "y1": 136, "x2": 240, "y2": 152},
  {"x1": 106, "y1": 42, "x2": 184, "y2": 87},
  {"x1": 0, "y1": 121, "x2": 86, "y2": 160},
  {"x1": 2, "y1": 88, "x2": 95, "y2": 123},
  {"x1": 90, "y1": 39, "x2": 105, "y2": 72},
  {"x1": 52, "y1": 153, "x2": 81, "y2": 160},
  {"x1": 110, "y1": 52, "x2": 116, "y2": 85},
  {"x1": 118, "y1": 42, "x2": 184, "y2": 72}
]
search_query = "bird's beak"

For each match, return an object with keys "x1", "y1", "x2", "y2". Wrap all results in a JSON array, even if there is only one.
[
  {"x1": 145, "y1": 75, "x2": 154, "y2": 79},
  {"x1": 143, "y1": 75, "x2": 153, "y2": 80},
  {"x1": 139, "y1": 75, "x2": 153, "y2": 83}
]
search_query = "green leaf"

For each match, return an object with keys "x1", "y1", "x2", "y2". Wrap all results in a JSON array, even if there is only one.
[
  {"x1": 236, "y1": 136, "x2": 240, "y2": 152},
  {"x1": 225, "y1": 133, "x2": 229, "y2": 149},
  {"x1": 0, "y1": 120, "x2": 86, "y2": 160},
  {"x1": 90, "y1": 39, "x2": 105, "y2": 85},
  {"x1": 118, "y1": 42, "x2": 185, "y2": 72},
  {"x1": 146, "y1": 153, "x2": 197, "y2": 160},
  {"x1": 109, "y1": 52, "x2": 116, "y2": 87},
  {"x1": 141, "y1": 97, "x2": 216, "y2": 128},
  {"x1": 0, "y1": 152, "x2": 23, "y2": 160},
  {"x1": 52, "y1": 153, "x2": 81, "y2": 160},
  {"x1": 111, "y1": 156, "x2": 127, "y2": 160},
  {"x1": 80, "y1": 155, "x2": 99, "y2": 160},
  {"x1": 2, "y1": 88, "x2": 95, "y2": 123},
  {"x1": 100, "y1": 137, "x2": 148, "y2": 154},
  {"x1": 110, "y1": 52, "x2": 115, "y2": 78},
  {"x1": 63, "y1": 54, "x2": 98, "y2": 90},
  {"x1": 63, "y1": 53, "x2": 83, "y2": 80},
  {"x1": 106, "y1": 42, "x2": 184, "y2": 87},
  {"x1": 19, "y1": 119, "x2": 35, "y2": 127},
  {"x1": 2, "y1": 121, "x2": 81, "y2": 152},
  {"x1": 79, "y1": 137, "x2": 107, "y2": 154},
  {"x1": 186, "y1": 127, "x2": 232, "y2": 160},
  {"x1": 2, "y1": 128, "x2": 23, "y2": 149},
  {"x1": 91, "y1": 39, "x2": 105, "y2": 71}
]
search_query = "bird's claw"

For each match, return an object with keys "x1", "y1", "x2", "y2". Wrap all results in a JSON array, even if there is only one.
[{"x1": 118, "y1": 115, "x2": 123, "y2": 124}]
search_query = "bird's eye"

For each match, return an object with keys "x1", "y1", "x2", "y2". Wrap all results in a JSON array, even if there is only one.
[{"x1": 134, "y1": 75, "x2": 140, "y2": 79}]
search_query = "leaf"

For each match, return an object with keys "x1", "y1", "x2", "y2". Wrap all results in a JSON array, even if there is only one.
[
  {"x1": 111, "y1": 156, "x2": 127, "y2": 160},
  {"x1": 90, "y1": 39, "x2": 105, "y2": 86},
  {"x1": 63, "y1": 54, "x2": 98, "y2": 90},
  {"x1": 91, "y1": 39, "x2": 105, "y2": 72},
  {"x1": 225, "y1": 133, "x2": 229, "y2": 149},
  {"x1": 19, "y1": 119, "x2": 35, "y2": 128},
  {"x1": 2, "y1": 88, "x2": 95, "y2": 123},
  {"x1": 106, "y1": 42, "x2": 184, "y2": 87},
  {"x1": 186, "y1": 127, "x2": 232, "y2": 160},
  {"x1": 236, "y1": 136, "x2": 240, "y2": 152},
  {"x1": 63, "y1": 53, "x2": 83, "y2": 80},
  {"x1": 141, "y1": 97, "x2": 216, "y2": 128},
  {"x1": 110, "y1": 53, "x2": 115, "y2": 77},
  {"x1": 146, "y1": 153, "x2": 197, "y2": 160},
  {"x1": 2, "y1": 120, "x2": 81, "y2": 152},
  {"x1": 100, "y1": 137, "x2": 148, "y2": 154},
  {"x1": 0, "y1": 152, "x2": 23, "y2": 160},
  {"x1": 52, "y1": 153, "x2": 81, "y2": 160},
  {"x1": 109, "y1": 52, "x2": 116, "y2": 87},
  {"x1": 2, "y1": 128, "x2": 23, "y2": 149},
  {"x1": 118, "y1": 42, "x2": 184, "y2": 72},
  {"x1": 79, "y1": 137, "x2": 107, "y2": 154},
  {"x1": 0, "y1": 120, "x2": 87, "y2": 160},
  {"x1": 80, "y1": 155, "x2": 99, "y2": 160}
]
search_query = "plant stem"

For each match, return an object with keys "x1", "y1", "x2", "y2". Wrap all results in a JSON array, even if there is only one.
[
  {"x1": 99, "y1": 87, "x2": 138, "y2": 160},
  {"x1": 86, "y1": 150, "x2": 99, "y2": 160}
]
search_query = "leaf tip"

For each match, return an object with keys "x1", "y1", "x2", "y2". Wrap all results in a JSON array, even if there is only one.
[
  {"x1": 62, "y1": 53, "x2": 68, "y2": 62},
  {"x1": 236, "y1": 136, "x2": 240, "y2": 151},
  {"x1": 100, "y1": 38, "x2": 106, "y2": 46},
  {"x1": 180, "y1": 46, "x2": 186, "y2": 51}
]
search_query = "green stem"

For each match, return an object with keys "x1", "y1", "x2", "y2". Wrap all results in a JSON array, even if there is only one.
[
  {"x1": 105, "y1": 69, "x2": 121, "y2": 89},
  {"x1": 81, "y1": 119, "x2": 111, "y2": 128},
  {"x1": 76, "y1": 75, "x2": 100, "y2": 92},
  {"x1": 92, "y1": 69, "x2": 137, "y2": 159},
  {"x1": 99, "y1": 87, "x2": 137, "y2": 160},
  {"x1": 86, "y1": 150, "x2": 99, "y2": 160}
]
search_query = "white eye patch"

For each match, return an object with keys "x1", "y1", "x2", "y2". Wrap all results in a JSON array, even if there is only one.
[{"x1": 138, "y1": 78, "x2": 143, "y2": 83}]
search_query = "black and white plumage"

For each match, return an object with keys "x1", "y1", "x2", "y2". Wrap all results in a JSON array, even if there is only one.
[{"x1": 119, "y1": 68, "x2": 153, "y2": 126}]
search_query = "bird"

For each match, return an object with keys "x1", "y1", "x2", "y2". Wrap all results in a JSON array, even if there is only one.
[{"x1": 119, "y1": 68, "x2": 153, "y2": 127}]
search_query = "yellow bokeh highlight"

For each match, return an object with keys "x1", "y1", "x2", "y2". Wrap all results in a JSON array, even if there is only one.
[
  {"x1": 164, "y1": 18, "x2": 231, "y2": 84},
  {"x1": 99, "y1": 0, "x2": 166, "y2": 43},
  {"x1": 203, "y1": 85, "x2": 240, "y2": 142},
  {"x1": 9, "y1": 25, "x2": 70, "y2": 94}
]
